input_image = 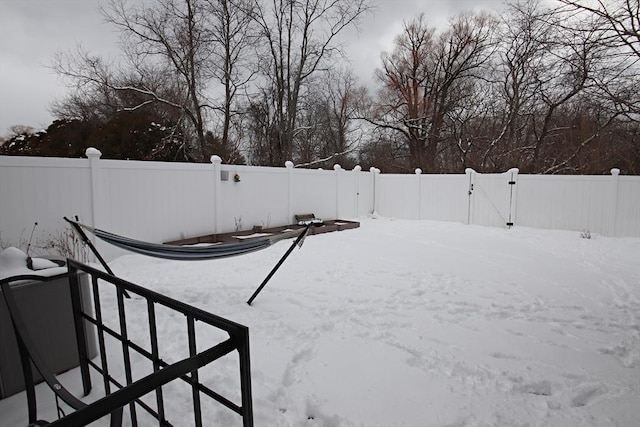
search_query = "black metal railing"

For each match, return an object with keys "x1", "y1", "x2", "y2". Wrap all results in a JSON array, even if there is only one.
[{"x1": 2, "y1": 259, "x2": 253, "y2": 426}]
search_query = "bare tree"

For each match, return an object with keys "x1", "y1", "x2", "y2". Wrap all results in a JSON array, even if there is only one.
[
  {"x1": 52, "y1": 0, "x2": 255, "y2": 162},
  {"x1": 102, "y1": 0, "x2": 216, "y2": 160},
  {"x1": 361, "y1": 0, "x2": 638, "y2": 174},
  {"x1": 558, "y1": 0, "x2": 640, "y2": 58},
  {"x1": 556, "y1": 0, "x2": 640, "y2": 119},
  {"x1": 477, "y1": 0, "x2": 550, "y2": 170},
  {"x1": 474, "y1": 0, "x2": 640, "y2": 174},
  {"x1": 249, "y1": 0, "x2": 371, "y2": 166},
  {"x1": 371, "y1": 12, "x2": 496, "y2": 172},
  {"x1": 294, "y1": 67, "x2": 367, "y2": 168},
  {"x1": 372, "y1": 14, "x2": 434, "y2": 172},
  {"x1": 205, "y1": 0, "x2": 256, "y2": 153}
]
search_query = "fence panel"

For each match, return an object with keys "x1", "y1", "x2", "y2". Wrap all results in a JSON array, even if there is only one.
[
  {"x1": 290, "y1": 168, "x2": 338, "y2": 222},
  {"x1": 0, "y1": 156, "x2": 93, "y2": 250},
  {"x1": 94, "y1": 160, "x2": 217, "y2": 260},
  {"x1": 615, "y1": 176, "x2": 640, "y2": 237},
  {"x1": 218, "y1": 165, "x2": 289, "y2": 233},
  {"x1": 418, "y1": 174, "x2": 469, "y2": 223},
  {"x1": 377, "y1": 174, "x2": 420, "y2": 219},
  {"x1": 515, "y1": 175, "x2": 612, "y2": 234},
  {"x1": 336, "y1": 168, "x2": 358, "y2": 219}
]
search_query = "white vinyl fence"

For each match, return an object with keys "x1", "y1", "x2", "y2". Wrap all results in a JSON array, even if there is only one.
[
  {"x1": 1, "y1": 150, "x2": 638, "y2": 260},
  {"x1": 0, "y1": 151, "x2": 373, "y2": 260},
  {"x1": 375, "y1": 167, "x2": 640, "y2": 238}
]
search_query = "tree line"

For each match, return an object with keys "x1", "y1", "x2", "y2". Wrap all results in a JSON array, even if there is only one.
[{"x1": 1, "y1": 0, "x2": 638, "y2": 174}]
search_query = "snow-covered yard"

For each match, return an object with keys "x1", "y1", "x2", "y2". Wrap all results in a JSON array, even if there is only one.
[{"x1": 1, "y1": 217, "x2": 639, "y2": 426}]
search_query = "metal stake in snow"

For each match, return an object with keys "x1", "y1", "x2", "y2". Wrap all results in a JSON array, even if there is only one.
[
  {"x1": 247, "y1": 224, "x2": 311, "y2": 306},
  {"x1": 64, "y1": 216, "x2": 115, "y2": 276}
]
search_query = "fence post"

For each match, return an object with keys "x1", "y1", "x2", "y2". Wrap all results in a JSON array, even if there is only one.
[
  {"x1": 465, "y1": 168, "x2": 475, "y2": 225},
  {"x1": 334, "y1": 164, "x2": 342, "y2": 219},
  {"x1": 84, "y1": 148, "x2": 103, "y2": 260},
  {"x1": 285, "y1": 161, "x2": 294, "y2": 223},
  {"x1": 370, "y1": 167, "x2": 380, "y2": 214},
  {"x1": 415, "y1": 168, "x2": 422, "y2": 219},
  {"x1": 353, "y1": 165, "x2": 362, "y2": 218},
  {"x1": 507, "y1": 168, "x2": 519, "y2": 228},
  {"x1": 85, "y1": 147, "x2": 103, "y2": 229},
  {"x1": 211, "y1": 155, "x2": 222, "y2": 234},
  {"x1": 610, "y1": 168, "x2": 620, "y2": 237}
]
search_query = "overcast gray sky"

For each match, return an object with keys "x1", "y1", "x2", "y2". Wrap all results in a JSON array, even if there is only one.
[{"x1": 0, "y1": 0, "x2": 510, "y2": 137}]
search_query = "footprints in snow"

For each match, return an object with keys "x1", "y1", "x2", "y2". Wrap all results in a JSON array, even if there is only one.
[{"x1": 570, "y1": 384, "x2": 607, "y2": 407}]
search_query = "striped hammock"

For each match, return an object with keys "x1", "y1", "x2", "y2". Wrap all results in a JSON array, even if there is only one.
[{"x1": 66, "y1": 219, "x2": 307, "y2": 261}]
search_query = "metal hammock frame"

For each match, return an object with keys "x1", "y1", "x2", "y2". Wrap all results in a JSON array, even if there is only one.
[
  {"x1": 65, "y1": 218, "x2": 306, "y2": 261},
  {"x1": 64, "y1": 217, "x2": 312, "y2": 305}
]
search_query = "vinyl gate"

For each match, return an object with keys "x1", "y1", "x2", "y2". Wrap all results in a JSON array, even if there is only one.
[{"x1": 466, "y1": 168, "x2": 518, "y2": 228}]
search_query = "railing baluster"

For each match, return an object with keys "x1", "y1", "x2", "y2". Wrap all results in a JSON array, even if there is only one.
[
  {"x1": 92, "y1": 275, "x2": 112, "y2": 395},
  {"x1": 187, "y1": 316, "x2": 203, "y2": 427},
  {"x1": 236, "y1": 328, "x2": 254, "y2": 427},
  {"x1": 68, "y1": 269, "x2": 91, "y2": 397},
  {"x1": 147, "y1": 300, "x2": 167, "y2": 426},
  {"x1": 116, "y1": 287, "x2": 137, "y2": 426}
]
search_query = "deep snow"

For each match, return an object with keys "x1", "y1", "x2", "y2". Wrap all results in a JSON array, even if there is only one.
[{"x1": 1, "y1": 217, "x2": 639, "y2": 426}]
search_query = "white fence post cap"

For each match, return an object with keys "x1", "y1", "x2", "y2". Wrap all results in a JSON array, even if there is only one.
[
  {"x1": 415, "y1": 168, "x2": 422, "y2": 175},
  {"x1": 610, "y1": 168, "x2": 620, "y2": 176},
  {"x1": 85, "y1": 147, "x2": 102, "y2": 158},
  {"x1": 354, "y1": 165, "x2": 362, "y2": 172},
  {"x1": 334, "y1": 164, "x2": 342, "y2": 170},
  {"x1": 210, "y1": 155, "x2": 222, "y2": 164},
  {"x1": 285, "y1": 161, "x2": 294, "y2": 168}
]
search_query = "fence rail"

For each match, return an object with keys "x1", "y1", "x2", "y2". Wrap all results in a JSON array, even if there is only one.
[{"x1": 1, "y1": 150, "x2": 638, "y2": 260}]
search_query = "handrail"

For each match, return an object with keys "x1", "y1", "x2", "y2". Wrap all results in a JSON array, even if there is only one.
[
  {"x1": 67, "y1": 259, "x2": 254, "y2": 426},
  {"x1": 0, "y1": 274, "x2": 122, "y2": 426},
  {"x1": 47, "y1": 339, "x2": 236, "y2": 426},
  {"x1": 1, "y1": 260, "x2": 254, "y2": 426}
]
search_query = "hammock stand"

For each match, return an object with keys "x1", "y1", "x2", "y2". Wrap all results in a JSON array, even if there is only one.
[{"x1": 64, "y1": 217, "x2": 312, "y2": 305}]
